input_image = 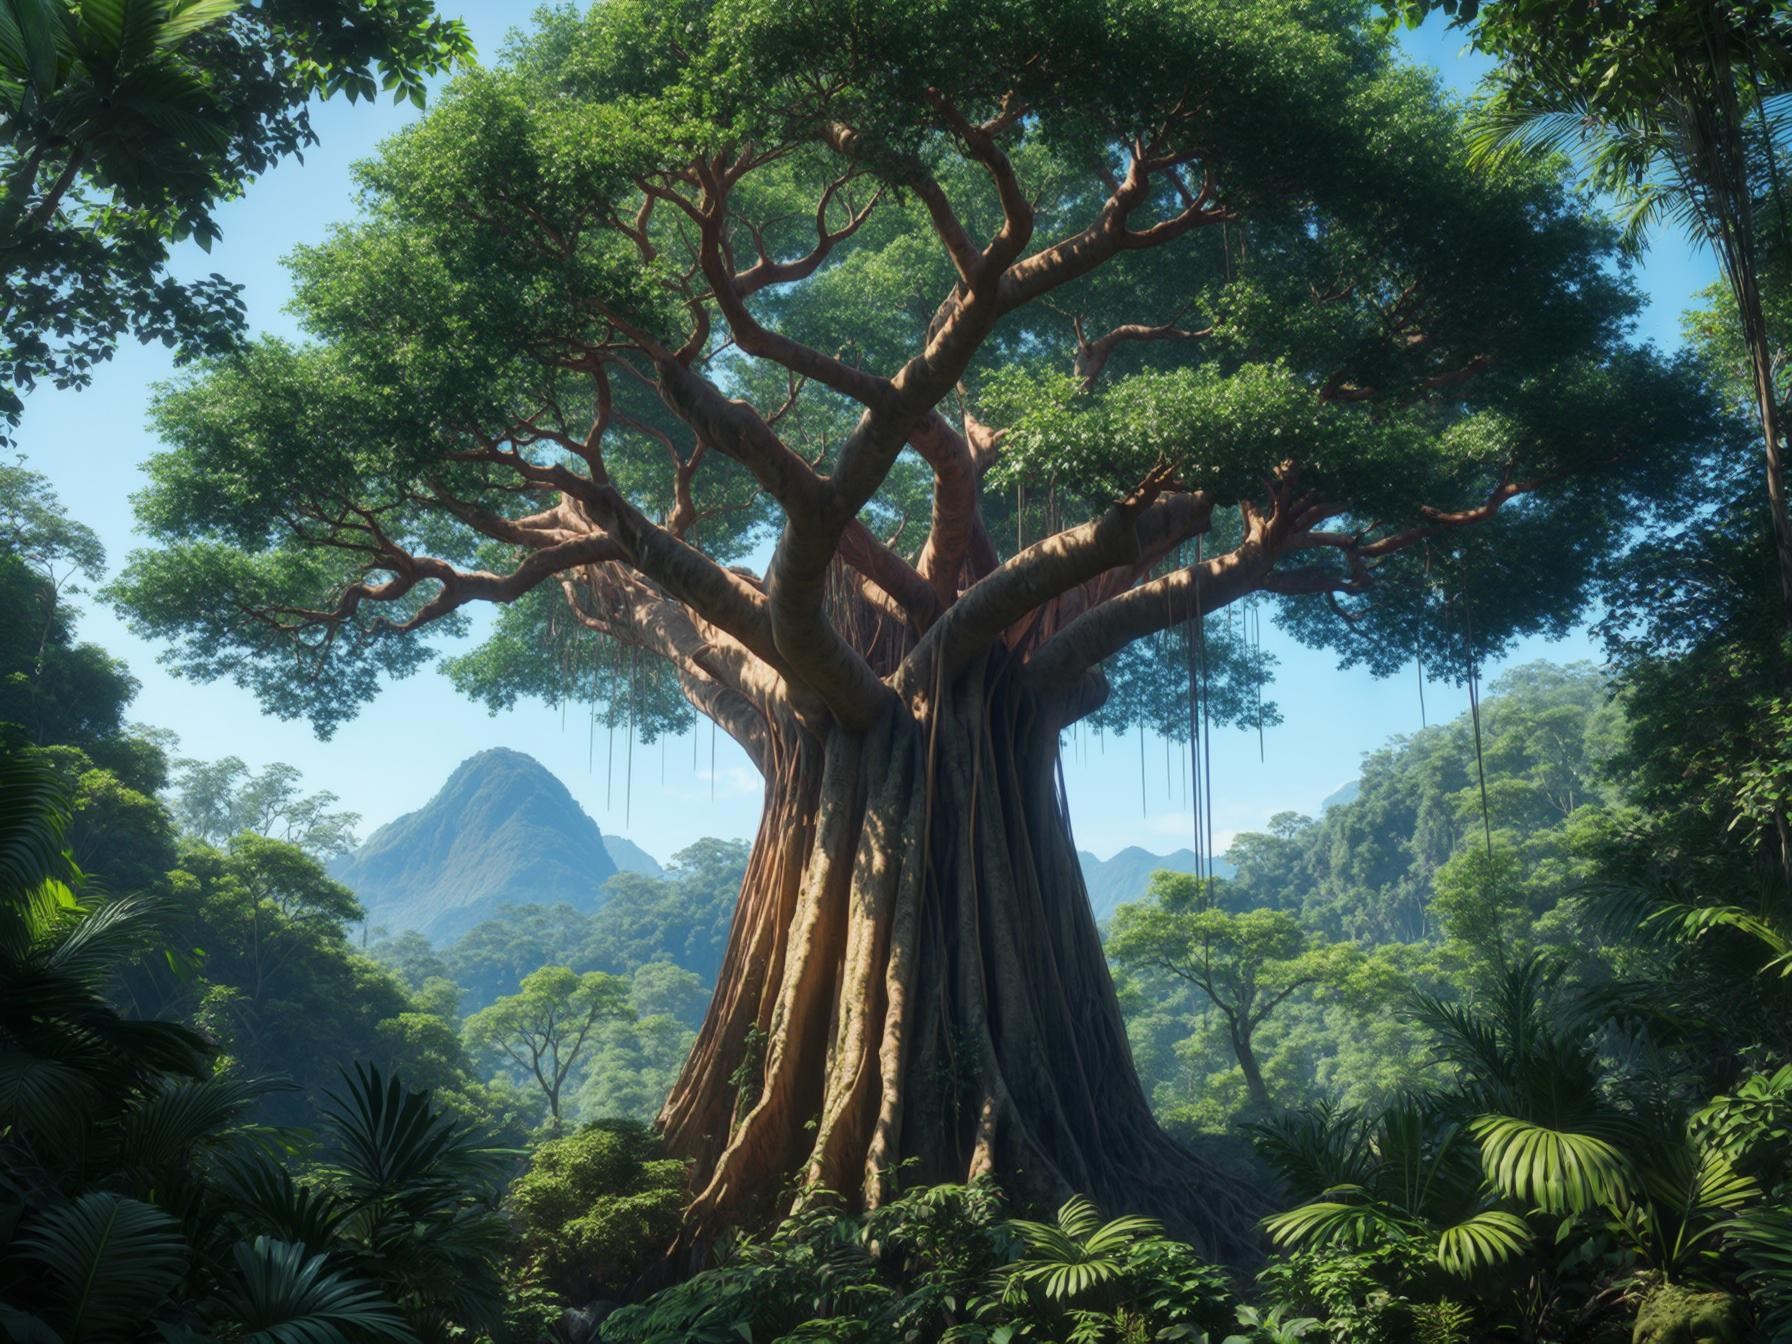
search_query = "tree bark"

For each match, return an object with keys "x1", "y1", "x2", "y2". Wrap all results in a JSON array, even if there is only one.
[
  {"x1": 1740, "y1": 301, "x2": 1792, "y2": 635},
  {"x1": 1229, "y1": 1020, "x2": 1272, "y2": 1113},
  {"x1": 657, "y1": 650, "x2": 1266, "y2": 1262}
]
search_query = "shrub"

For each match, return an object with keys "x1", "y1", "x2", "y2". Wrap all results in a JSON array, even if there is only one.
[{"x1": 507, "y1": 1119, "x2": 688, "y2": 1304}]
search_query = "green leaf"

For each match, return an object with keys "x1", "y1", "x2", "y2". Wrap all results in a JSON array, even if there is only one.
[
  {"x1": 1262, "y1": 1194, "x2": 1417, "y2": 1250},
  {"x1": 215, "y1": 1237, "x2": 414, "y2": 1344},
  {"x1": 1469, "y1": 1114, "x2": 1635, "y2": 1214},
  {"x1": 118, "y1": 1073, "x2": 284, "y2": 1175},
  {"x1": 0, "y1": 1052, "x2": 96, "y2": 1136},
  {"x1": 156, "y1": 0, "x2": 238, "y2": 48},
  {"x1": 1435, "y1": 1210, "x2": 1531, "y2": 1275},
  {"x1": 16, "y1": 1192, "x2": 187, "y2": 1341}
]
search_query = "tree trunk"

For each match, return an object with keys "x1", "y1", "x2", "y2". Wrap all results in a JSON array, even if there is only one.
[
  {"x1": 1229, "y1": 1021, "x2": 1272, "y2": 1113},
  {"x1": 1745, "y1": 333, "x2": 1792, "y2": 635},
  {"x1": 658, "y1": 652, "x2": 1265, "y2": 1262}
]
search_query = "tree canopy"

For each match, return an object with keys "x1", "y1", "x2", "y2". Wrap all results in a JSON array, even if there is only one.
[
  {"x1": 111, "y1": 0, "x2": 1722, "y2": 747},
  {"x1": 0, "y1": 0, "x2": 473, "y2": 438}
]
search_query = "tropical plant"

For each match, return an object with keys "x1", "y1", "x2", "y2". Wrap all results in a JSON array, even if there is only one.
[
  {"x1": 0, "y1": 749, "x2": 355, "y2": 1343},
  {"x1": 309, "y1": 1064, "x2": 512, "y2": 1340},
  {"x1": 1401, "y1": 0, "x2": 1792, "y2": 629},
  {"x1": 0, "y1": 762, "x2": 506, "y2": 1343},
  {"x1": 599, "y1": 1181, "x2": 1232, "y2": 1344},
  {"x1": 0, "y1": 0, "x2": 474, "y2": 437},
  {"x1": 1223, "y1": 1302, "x2": 1324, "y2": 1344},
  {"x1": 0, "y1": 748, "x2": 212, "y2": 1193},
  {"x1": 4, "y1": 1191, "x2": 189, "y2": 1343},
  {"x1": 0, "y1": 0, "x2": 244, "y2": 247},
  {"x1": 506, "y1": 1119, "x2": 686, "y2": 1305},
  {"x1": 1255, "y1": 940, "x2": 1792, "y2": 1341},
  {"x1": 999, "y1": 1194, "x2": 1236, "y2": 1342},
  {"x1": 1002, "y1": 1195, "x2": 1161, "y2": 1305},
  {"x1": 1254, "y1": 1100, "x2": 1532, "y2": 1279},
  {"x1": 1728, "y1": 1203, "x2": 1792, "y2": 1342},
  {"x1": 196, "y1": 1236, "x2": 414, "y2": 1344}
]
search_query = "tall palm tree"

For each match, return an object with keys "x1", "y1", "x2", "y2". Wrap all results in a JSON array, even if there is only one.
[{"x1": 1454, "y1": 0, "x2": 1792, "y2": 631}]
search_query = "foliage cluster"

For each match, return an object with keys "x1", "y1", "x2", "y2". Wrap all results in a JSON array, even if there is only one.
[{"x1": 0, "y1": 750, "x2": 513, "y2": 1344}]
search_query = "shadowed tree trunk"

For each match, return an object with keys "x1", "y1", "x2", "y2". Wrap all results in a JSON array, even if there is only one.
[
  {"x1": 1227, "y1": 1018, "x2": 1273, "y2": 1114},
  {"x1": 659, "y1": 652, "x2": 1265, "y2": 1257}
]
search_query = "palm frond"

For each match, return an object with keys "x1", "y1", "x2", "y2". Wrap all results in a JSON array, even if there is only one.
[
  {"x1": 214, "y1": 1237, "x2": 416, "y2": 1344},
  {"x1": 0, "y1": 751, "x2": 72, "y2": 897},
  {"x1": 118, "y1": 1073, "x2": 287, "y2": 1176},
  {"x1": 322, "y1": 1064, "x2": 505, "y2": 1204},
  {"x1": 1262, "y1": 1191, "x2": 1420, "y2": 1251},
  {"x1": 1247, "y1": 1100, "x2": 1374, "y2": 1198},
  {"x1": 1434, "y1": 1210, "x2": 1532, "y2": 1276},
  {"x1": 216, "y1": 1157, "x2": 349, "y2": 1254},
  {"x1": 1469, "y1": 1114, "x2": 1635, "y2": 1215},
  {"x1": 1646, "y1": 901, "x2": 1792, "y2": 972},
  {"x1": 41, "y1": 891, "x2": 180, "y2": 983},
  {"x1": 0, "y1": 1050, "x2": 96, "y2": 1136},
  {"x1": 1467, "y1": 102, "x2": 1603, "y2": 171},
  {"x1": 15, "y1": 1191, "x2": 187, "y2": 1340},
  {"x1": 1001, "y1": 1196, "x2": 1161, "y2": 1307},
  {"x1": 1642, "y1": 1140, "x2": 1759, "y2": 1218},
  {"x1": 1729, "y1": 1204, "x2": 1792, "y2": 1343},
  {"x1": 156, "y1": 0, "x2": 239, "y2": 49}
]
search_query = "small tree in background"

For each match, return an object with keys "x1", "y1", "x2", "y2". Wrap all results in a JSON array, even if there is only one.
[
  {"x1": 1109, "y1": 872, "x2": 1367, "y2": 1111},
  {"x1": 464, "y1": 966, "x2": 632, "y2": 1127}
]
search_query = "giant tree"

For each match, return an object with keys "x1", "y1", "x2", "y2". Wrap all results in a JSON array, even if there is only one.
[{"x1": 114, "y1": 0, "x2": 1725, "y2": 1253}]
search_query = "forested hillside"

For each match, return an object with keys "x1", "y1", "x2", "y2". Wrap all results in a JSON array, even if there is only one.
[
  {"x1": 1114, "y1": 662, "x2": 1618, "y2": 1132},
  {"x1": 1080, "y1": 844, "x2": 1224, "y2": 921}
]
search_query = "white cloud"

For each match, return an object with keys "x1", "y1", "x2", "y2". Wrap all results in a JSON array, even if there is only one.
[{"x1": 668, "y1": 765, "x2": 762, "y2": 802}]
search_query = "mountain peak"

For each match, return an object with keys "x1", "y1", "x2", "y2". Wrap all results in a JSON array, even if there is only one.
[
  {"x1": 1077, "y1": 845, "x2": 1233, "y2": 923},
  {"x1": 333, "y1": 750, "x2": 618, "y2": 942}
]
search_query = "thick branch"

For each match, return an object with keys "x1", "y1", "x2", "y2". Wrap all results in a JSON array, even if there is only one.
[
  {"x1": 899, "y1": 478, "x2": 1210, "y2": 696},
  {"x1": 838, "y1": 518, "x2": 943, "y2": 628},
  {"x1": 1073, "y1": 313, "x2": 1213, "y2": 390},
  {"x1": 997, "y1": 152, "x2": 1231, "y2": 317},
  {"x1": 654, "y1": 358, "x2": 827, "y2": 514},
  {"x1": 693, "y1": 160, "x2": 893, "y2": 409},
  {"x1": 909, "y1": 410, "x2": 983, "y2": 605},
  {"x1": 734, "y1": 175, "x2": 884, "y2": 296},
  {"x1": 1023, "y1": 507, "x2": 1276, "y2": 697},
  {"x1": 557, "y1": 573, "x2": 772, "y2": 768}
]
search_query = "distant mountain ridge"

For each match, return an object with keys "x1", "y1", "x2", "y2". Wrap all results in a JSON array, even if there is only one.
[
  {"x1": 337, "y1": 748, "x2": 1229, "y2": 940},
  {"x1": 333, "y1": 748, "x2": 618, "y2": 942},
  {"x1": 603, "y1": 834, "x2": 663, "y2": 876},
  {"x1": 1077, "y1": 845, "x2": 1234, "y2": 923}
]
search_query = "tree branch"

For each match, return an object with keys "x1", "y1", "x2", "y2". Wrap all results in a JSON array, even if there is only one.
[{"x1": 899, "y1": 473, "x2": 1209, "y2": 695}]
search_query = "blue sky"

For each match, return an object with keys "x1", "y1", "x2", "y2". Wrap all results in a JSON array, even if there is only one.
[{"x1": 13, "y1": 6, "x2": 1718, "y2": 866}]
